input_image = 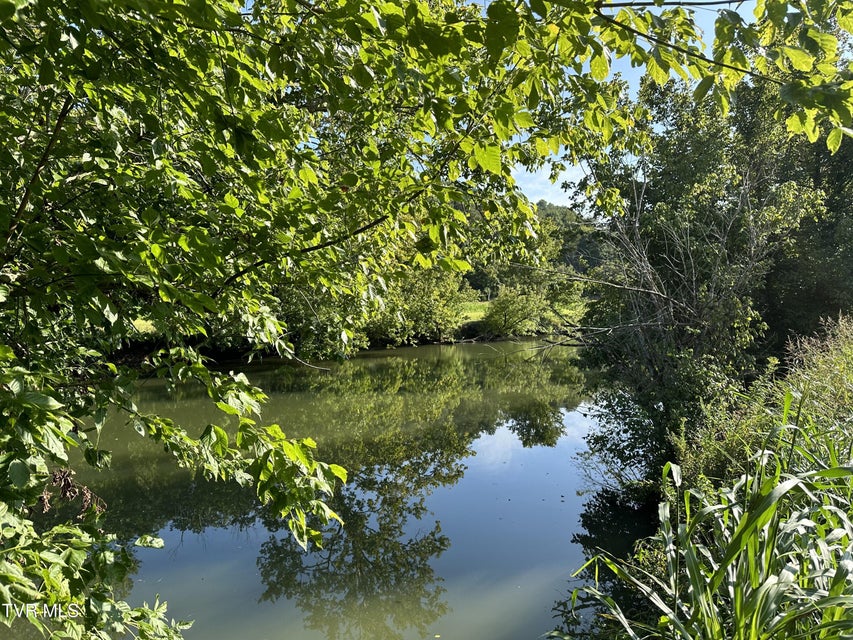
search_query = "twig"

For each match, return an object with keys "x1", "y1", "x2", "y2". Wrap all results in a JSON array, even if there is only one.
[
  {"x1": 506, "y1": 261, "x2": 691, "y2": 310},
  {"x1": 7, "y1": 94, "x2": 75, "y2": 243}
]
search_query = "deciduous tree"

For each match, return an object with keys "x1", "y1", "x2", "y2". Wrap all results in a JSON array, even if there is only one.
[{"x1": 2, "y1": 0, "x2": 853, "y2": 636}]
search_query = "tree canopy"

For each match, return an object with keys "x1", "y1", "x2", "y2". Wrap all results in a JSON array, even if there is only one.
[{"x1": 3, "y1": 0, "x2": 853, "y2": 636}]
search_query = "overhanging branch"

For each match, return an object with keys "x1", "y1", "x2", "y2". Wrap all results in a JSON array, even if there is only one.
[
  {"x1": 7, "y1": 94, "x2": 75, "y2": 244},
  {"x1": 593, "y1": 9, "x2": 784, "y2": 86},
  {"x1": 214, "y1": 214, "x2": 391, "y2": 296}
]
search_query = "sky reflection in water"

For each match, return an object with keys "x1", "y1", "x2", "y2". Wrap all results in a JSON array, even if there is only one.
[{"x1": 87, "y1": 343, "x2": 600, "y2": 640}]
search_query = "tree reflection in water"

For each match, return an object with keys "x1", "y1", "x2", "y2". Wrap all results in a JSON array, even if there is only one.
[
  {"x1": 550, "y1": 391, "x2": 666, "y2": 639},
  {"x1": 56, "y1": 343, "x2": 585, "y2": 640},
  {"x1": 253, "y1": 346, "x2": 583, "y2": 639}
]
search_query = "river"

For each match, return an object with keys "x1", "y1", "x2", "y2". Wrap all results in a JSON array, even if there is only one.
[{"x1": 42, "y1": 342, "x2": 627, "y2": 640}]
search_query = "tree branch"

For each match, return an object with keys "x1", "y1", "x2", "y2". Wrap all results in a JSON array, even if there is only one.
[
  {"x1": 7, "y1": 94, "x2": 74, "y2": 243},
  {"x1": 507, "y1": 261, "x2": 692, "y2": 310},
  {"x1": 214, "y1": 214, "x2": 391, "y2": 296},
  {"x1": 300, "y1": 215, "x2": 390, "y2": 255},
  {"x1": 601, "y1": 0, "x2": 747, "y2": 7},
  {"x1": 213, "y1": 72, "x2": 514, "y2": 299},
  {"x1": 593, "y1": 9, "x2": 784, "y2": 86}
]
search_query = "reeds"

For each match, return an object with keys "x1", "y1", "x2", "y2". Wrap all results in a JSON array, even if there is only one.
[{"x1": 568, "y1": 318, "x2": 853, "y2": 640}]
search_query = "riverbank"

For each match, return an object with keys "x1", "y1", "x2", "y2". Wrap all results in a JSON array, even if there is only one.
[
  {"x1": 127, "y1": 297, "x2": 585, "y2": 365},
  {"x1": 559, "y1": 317, "x2": 853, "y2": 639}
]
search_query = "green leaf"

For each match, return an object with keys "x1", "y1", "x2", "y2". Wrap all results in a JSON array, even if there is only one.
[
  {"x1": 0, "y1": 0, "x2": 19, "y2": 21},
  {"x1": 223, "y1": 192, "x2": 240, "y2": 210},
  {"x1": 780, "y1": 45, "x2": 813, "y2": 72},
  {"x1": 343, "y1": 19, "x2": 361, "y2": 43},
  {"x1": 484, "y1": 0, "x2": 519, "y2": 57},
  {"x1": 134, "y1": 535, "x2": 165, "y2": 549},
  {"x1": 298, "y1": 165, "x2": 318, "y2": 185},
  {"x1": 212, "y1": 425, "x2": 229, "y2": 451},
  {"x1": 710, "y1": 476, "x2": 802, "y2": 593},
  {"x1": 646, "y1": 56, "x2": 669, "y2": 85},
  {"x1": 8, "y1": 460, "x2": 30, "y2": 488},
  {"x1": 216, "y1": 401, "x2": 240, "y2": 415},
  {"x1": 150, "y1": 243, "x2": 164, "y2": 263},
  {"x1": 352, "y1": 62, "x2": 375, "y2": 87},
  {"x1": 810, "y1": 466, "x2": 853, "y2": 479},
  {"x1": 786, "y1": 112, "x2": 805, "y2": 134},
  {"x1": 329, "y1": 464, "x2": 348, "y2": 483},
  {"x1": 839, "y1": 10, "x2": 853, "y2": 33},
  {"x1": 416, "y1": 25, "x2": 451, "y2": 57},
  {"x1": 473, "y1": 143, "x2": 502, "y2": 174},
  {"x1": 21, "y1": 391, "x2": 63, "y2": 411},
  {"x1": 84, "y1": 447, "x2": 112, "y2": 469},
  {"x1": 693, "y1": 76, "x2": 715, "y2": 101},
  {"x1": 514, "y1": 111, "x2": 535, "y2": 128},
  {"x1": 590, "y1": 51, "x2": 610, "y2": 81},
  {"x1": 826, "y1": 127, "x2": 843, "y2": 153}
]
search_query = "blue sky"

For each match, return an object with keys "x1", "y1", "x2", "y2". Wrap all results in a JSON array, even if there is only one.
[{"x1": 512, "y1": 163, "x2": 584, "y2": 207}]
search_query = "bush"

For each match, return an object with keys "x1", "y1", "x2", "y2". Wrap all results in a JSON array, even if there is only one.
[
  {"x1": 482, "y1": 286, "x2": 550, "y2": 336},
  {"x1": 365, "y1": 268, "x2": 478, "y2": 345},
  {"x1": 565, "y1": 316, "x2": 853, "y2": 639}
]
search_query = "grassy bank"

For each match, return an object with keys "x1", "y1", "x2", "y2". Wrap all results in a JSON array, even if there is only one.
[
  {"x1": 460, "y1": 300, "x2": 490, "y2": 322},
  {"x1": 560, "y1": 317, "x2": 853, "y2": 639},
  {"x1": 129, "y1": 297, "x2": 588, "y2": 358}
]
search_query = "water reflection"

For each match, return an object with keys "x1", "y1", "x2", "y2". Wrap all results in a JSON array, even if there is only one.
[
  {"x1": 65, "y1": 342, "x2": 587, "y2": 640},
  {"x1": 257, "y1": 521, "x2": 449, "y2": 640},
  {"x1": 548, "y1": 389, "x2": 669, "y2": 639},
  {"x1": 549, "y1": 489, "x2": 659, "y2": 638}
]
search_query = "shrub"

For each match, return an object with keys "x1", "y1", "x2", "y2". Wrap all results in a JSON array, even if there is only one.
[
  {"x1": 482, "y1": 286, "x2": 550, "y2": 336},
  {"x1": 564, "y1": 316, "x2": 853, "y2": 640},
  {"x1": 365, "y1": 268, "x2": 478, "y2": 345}
]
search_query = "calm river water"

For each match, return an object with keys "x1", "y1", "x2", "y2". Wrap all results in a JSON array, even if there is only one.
[{"x1": 57, "y1": 342, "x2": 618, "y2": 639}]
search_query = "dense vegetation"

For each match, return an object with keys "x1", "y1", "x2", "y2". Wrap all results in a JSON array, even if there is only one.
[
  {"x1": 550, "y1": 58, "x2": 853, "y2": 640},
  {"x1": 3, "y1": 0, "x2": 853, "y2": 638},
  {"x1": 556, "y1": 318, "x2": 853, "y2": 640},
  {"x1": 576, "y1": 77, "x2": 853, "y2": 485}
]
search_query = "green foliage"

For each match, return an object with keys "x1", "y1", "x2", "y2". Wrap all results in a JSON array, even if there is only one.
[
  {"x1": 365, "y1": 268, "x2": 479, "y2": 345},
  {"x1": 674, "y1": 318, "x2": 853, "y2": 494},
  {"x1": 472, "y1": 201, "x2": 586, "y2": 337},
  {"x1": 577, "y1": 79, "x2": 825, "y2": 475},
  {"x1": 2, "y1": 0, "x2": 853, "y2": 636},
  {"x1": 575, "y1": 458, "x2": 853, "y2": 640},
  {"x1": 748, "y1": 76, "x2": 853, "y2": 346},
  {"x1": 566, "y1": 317, "x2": 853, "y2": 640},
  {"x1": 482, "y1": 285, "x2": 552, "y2": 336},
  {"x1": 536, "y1": 200, "x2": 604, "y2": 273}
]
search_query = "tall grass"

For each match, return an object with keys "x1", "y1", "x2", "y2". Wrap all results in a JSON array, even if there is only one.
[{"x1": 562, "y1": 318, "x2": 853, "y2": 639}]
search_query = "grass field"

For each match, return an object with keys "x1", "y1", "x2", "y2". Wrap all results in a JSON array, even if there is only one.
[{"x1": 460, "y1": 300, "x2": 490, "y2": 322}]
